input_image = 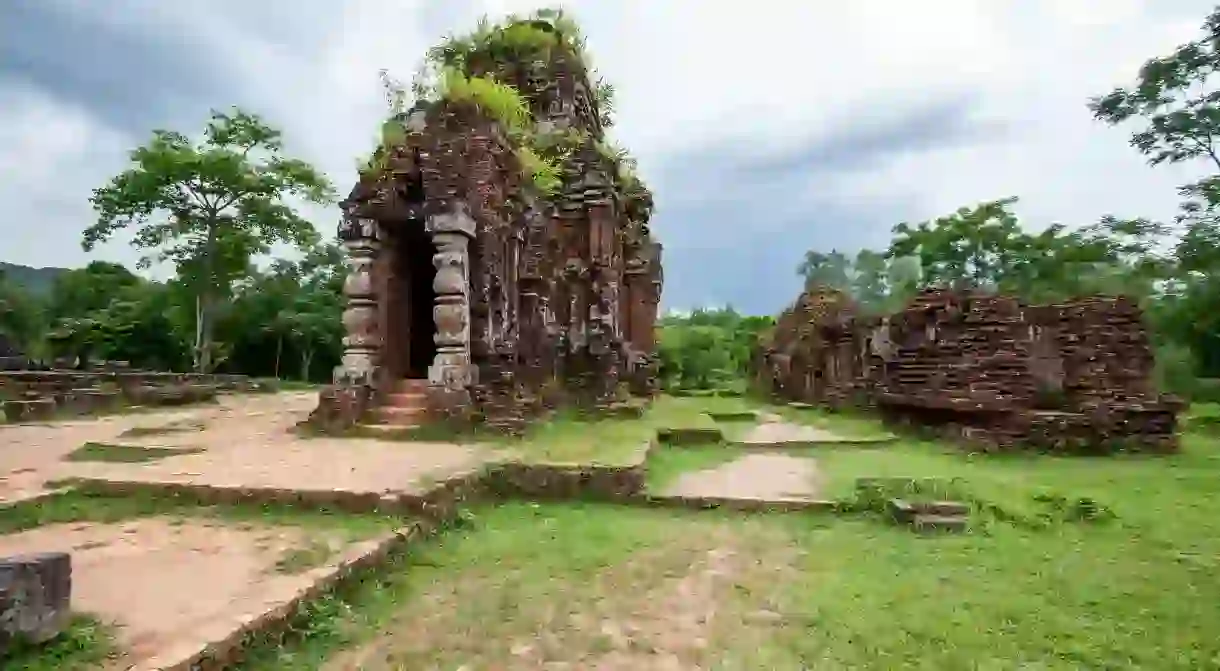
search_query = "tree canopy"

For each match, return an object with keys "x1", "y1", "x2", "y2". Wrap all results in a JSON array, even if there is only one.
[{"x1": 85, "y1": 108, "x2": 336, "y2": 372}]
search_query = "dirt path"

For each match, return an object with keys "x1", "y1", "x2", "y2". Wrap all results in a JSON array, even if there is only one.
[
  {"x1": 661, "y1": 453, "x2": 822, "y2": 502},
  {"x1": 0, "y1": 392, "x2": 491, "y2": 504}
]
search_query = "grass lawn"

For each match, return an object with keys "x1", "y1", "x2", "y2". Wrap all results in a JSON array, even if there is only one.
[
  {"x1": 238, "y1": 458, "x2": 1220, "y2": 670},
  {"x1": 231, "y1": 397, "x2": 1220, "y2": 670},
  {"x1": 14, "y1": 396, "x2": 1219, "y2": 669},
  {"x1": 493, "y1": 396, "x2": 745, "y2": 465},
  {"x1": 63, "y1": 441, "x2": 203, "y2": 463},
  {"x1": 776, "y1": 403, "x2": 899, "y2": 440}
]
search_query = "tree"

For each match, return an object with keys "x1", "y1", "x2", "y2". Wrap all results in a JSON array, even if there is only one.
[
  {"x1": 850, "y1": 249, "x2": 889, "y2": 313},
  {"x1": 0, "y1": 268, "x2": 46, "y2": 356},
  {"x1": 84, "y1": 108, "x2": 336, "y2": 372},
  {"x1": 888, "y1": 197, "x2": 1027, "y2": 289},
  {"x1": 1090, "y1": 5, "x2": 1220, "y2": 377},
  {"x1": 797, "y1": 250, "x2": 852, "y2": 291},
  {"x1": 47, "y1": 261, "x2": 142, "y2": 320}
]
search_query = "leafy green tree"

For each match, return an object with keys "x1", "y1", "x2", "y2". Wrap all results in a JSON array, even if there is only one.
[
  {"x1": 84, "y1": 108, "x2": 336, "y2": 372},
  {"x1": 851, "y1": 249, "x2": 889, "y2": 313},
  {"x1": 797, "y1": 250, "x2": 852, "y2": 291},
  {"x1": 0, "y1": 268, "x2": 46, "y2": 356},
  {"x1": 47, "y1": 261, "x2": 142, "y2": 320},
  {"x1": 888, "y1": 197, "x2": 1027, "y2": 289},
  {"x1": 1090, "y1": 5, "x2": 1220, "y2": 376}
]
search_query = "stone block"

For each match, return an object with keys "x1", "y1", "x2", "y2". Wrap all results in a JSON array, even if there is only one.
[
  {"x1": 124, "y1": 383, "x2": 217, "y2": 407},
  {"x1": 656, "y1": 427, "x2": 724, "y2": 445},
  {"x1": 0, "y1": 552, "x2": 72, "y2": 653},
  {"x1": 911, "y1": 514, "x2": 968, "y2": 534},
  {"x1": 64, "y1": 389, "x2": 122, "y2": 415},
  {"x1": 2, "y1": 399, "x2": 57, "y2": 423}
]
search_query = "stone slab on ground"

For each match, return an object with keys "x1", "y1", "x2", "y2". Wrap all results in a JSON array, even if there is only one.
[
  {"x1": 660, "y1": 453, "x2": 822, "y2": 503},
  {"x1": 0, "y1": 517, "x2": 397, "y2": 670},
  {"x1": 733, "y1": 421, "x2": 853, "y2": 447},
  {"x1": 58, "y1": 439, "x2": 489, "y2": 501}
]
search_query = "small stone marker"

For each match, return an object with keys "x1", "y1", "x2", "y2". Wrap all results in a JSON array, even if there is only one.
[{"x1": 0, "y1": 552, "x2": 73, "y2": 653}]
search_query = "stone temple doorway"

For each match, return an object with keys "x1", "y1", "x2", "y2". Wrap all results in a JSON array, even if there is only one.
[{"x1": 386, "y1": 223, "x2": 437, "y2": 381}]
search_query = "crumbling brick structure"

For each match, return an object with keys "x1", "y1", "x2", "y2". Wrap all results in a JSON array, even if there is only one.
[
  {"x1": 758, "y1": 287, "x2": 1183, "y2": 453},
  {"x1": 755, "y1": 286, "x2": 875, "y2": 410},
  {"x1": 310, "y1": 14, "x2": 663, "y2": 434}
]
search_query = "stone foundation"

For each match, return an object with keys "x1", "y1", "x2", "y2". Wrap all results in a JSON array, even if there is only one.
[
  {"x1": 0, "y1": 370, "x2": 259, "y2": 423},
  {"x1": 303, "y1": 384, "x2": 374, "y2": 433}
]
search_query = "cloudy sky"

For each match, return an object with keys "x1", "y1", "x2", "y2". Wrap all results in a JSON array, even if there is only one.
[{"x1": 1, "y1": 0, "x2": 1214, "y2": 314}]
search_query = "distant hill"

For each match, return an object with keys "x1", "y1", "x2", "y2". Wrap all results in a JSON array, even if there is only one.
[{"x1": 0, "y1": 262, "x2": 69, "y2": 296}]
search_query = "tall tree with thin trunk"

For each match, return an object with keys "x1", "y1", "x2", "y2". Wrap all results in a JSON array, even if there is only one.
[
  {"x1": 84, "y1": 108, "x2": 335, "y2": 372},
  {"x1": 1088, "y1": 6, "x2": 1220, "y2": 276}
]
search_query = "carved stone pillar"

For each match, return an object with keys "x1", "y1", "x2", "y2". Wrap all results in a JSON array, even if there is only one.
[
  {"x1": 425, "y1": 204, "x2": 477, "y2": 392},
  {"x1": 335, "y1": 215, "x2": 382, "y2": 387}
]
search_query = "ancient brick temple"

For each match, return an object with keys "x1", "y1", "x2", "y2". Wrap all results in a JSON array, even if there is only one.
[
  {"x1": 310, "y1": 17, "x2": 663, "y2": 433},
  {"x1": 758, "y1": 287, "x2": 1183, "y2": 453}
]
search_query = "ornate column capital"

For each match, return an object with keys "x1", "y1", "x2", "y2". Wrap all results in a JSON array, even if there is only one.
[{"x1": 425, "y1": 201, "x2": 476, "y2": 238}]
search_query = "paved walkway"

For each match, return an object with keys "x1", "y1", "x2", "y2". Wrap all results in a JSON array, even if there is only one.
[
  {"x1": 661, "y1": 453, "x2": 823, "y2": 502},
  {"x1": 736, "y1": 421, "x2": 848, "y2": 446},
  {"x1": 0, "y1": 392, "x2": 491, "y2": 504}
]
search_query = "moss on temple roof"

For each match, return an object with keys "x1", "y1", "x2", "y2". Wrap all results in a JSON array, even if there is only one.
[{"x1": 363, "y1": 8, "x2": 651, "y2": 209}]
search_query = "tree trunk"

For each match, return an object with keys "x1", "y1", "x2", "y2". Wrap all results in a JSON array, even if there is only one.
[
  {"x1": 193, "y1": 296, "x2": 205, "y2": 372},
  {"x1": 274, "y1": 334, "x2": 282, "y2": 379},
  {"x1": 300, "y1": 347, "x2": 313, "y2": 382},
  {"x1": 197, "y1": 219, "x2": 219, "y2": 373}
]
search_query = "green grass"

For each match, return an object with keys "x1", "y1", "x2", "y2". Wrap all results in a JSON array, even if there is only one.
[
  {"x1": 234, "y1": 470, "x2": 1220, "y2": 670},
  {"x1": 714, "y1": 419, "x2": 760, "y2": 442},
  {"x1": 0, "y1": 488, "x2": 405, "y2": 541},
  {"x1": 63, "y1": 442, "x2": 202, "y2": 463},
  {"x1": 117, "y1": 418, "x2": 207, "y2": 438},
  {"x1": 19, "y1": 396, "x2": 1220, "y2": 668},
  {"x1": 776, "y1": 403, "x2": 898, "y2": 440},
  {"x1": 645, "y1": 444, "x2": 746, "y2": 491},
  {"x1": 273, "y1": 539, "x2": 336, "y2": 575},
  {"x1": 2, "y1": 615, "x2": 118, "y2": 671},
  {"x1": 490, "y1": 396, "x2": 744, "y2": 465}
]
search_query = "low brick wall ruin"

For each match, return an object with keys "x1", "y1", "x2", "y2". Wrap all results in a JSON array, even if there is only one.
[
  {"x1": 0, "y1": 370, "x2": 265, "y2": 423},
  {"x1": 757, "y1": 287, "x2": 1184, "y2": 453}
]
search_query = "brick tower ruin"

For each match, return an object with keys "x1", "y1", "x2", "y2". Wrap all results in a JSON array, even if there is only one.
[{"x1": 310, "y1": 11, "x2": 663, "y2": 433}]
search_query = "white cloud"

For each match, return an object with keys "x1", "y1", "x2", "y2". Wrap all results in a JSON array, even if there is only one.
[
  {"x1": 2, "y1": 0, "x2": 1217, "y2": 309},
  {"x1": 0, "y1": 79, "x2": 138, "y2": 270}
]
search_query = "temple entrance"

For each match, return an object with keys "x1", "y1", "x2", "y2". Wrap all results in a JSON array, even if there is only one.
[{"x1": 390, "y1": 223, "x2": 437, "y2": 380}]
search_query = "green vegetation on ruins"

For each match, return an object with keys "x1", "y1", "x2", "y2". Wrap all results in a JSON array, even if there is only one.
[
  {"x1": 361, "y1": 8, "x2": 647, "y2": 203},
  {"x1": 7, "y1": 5, "x2": 1220, "y2": 669}
]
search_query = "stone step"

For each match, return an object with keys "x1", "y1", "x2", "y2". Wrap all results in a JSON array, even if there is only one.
[
  {"x1": 383, "y1": 391, "x2": 427, "y2": 408},
  {"x1": 372, "y1": 405, "x2": 427, "y2": 426},
  {"x1": 887, "y1": 498, "x2": 970, "y2": 523},
  {"x1": 393, "y1": 378, "x2": 429, "y2": 393},
  {"x1": 359, "y1": 423, "x2": 422, "y2": 435},
  {"x1": 911, "y1": 513, "x2": 969, "y2": 533}
]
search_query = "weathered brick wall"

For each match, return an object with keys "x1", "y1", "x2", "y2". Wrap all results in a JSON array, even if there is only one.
[
  {"x1": 757, "y1": 286, "x2": 1182, "y2": 453},
  {"x1": 315, "y1": 19, "x2": 661, "y2": 434},
  {"x1": 757, "y1": 287, "x2": 865, "y2": 407}
]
